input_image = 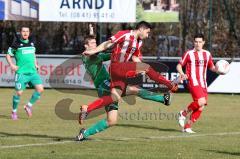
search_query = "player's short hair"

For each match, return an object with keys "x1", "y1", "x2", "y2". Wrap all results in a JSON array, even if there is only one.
[
  {"x1": 135, "y1": 21, "x2": 152, "y2": 30},
  {"x1": 194, "y1": 33, "x2": 205, "y2": 41},
  {"x1": 20, "y1": 26, "x2": 30, "y2": 31},
  {"x1": 84, "y1": 35, "x2": 96, "y2": 45}
]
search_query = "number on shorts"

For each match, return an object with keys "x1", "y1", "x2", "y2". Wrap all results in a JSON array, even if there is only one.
[{"x1": 16, "y1": 83, "x2": 22, "y2": 90}]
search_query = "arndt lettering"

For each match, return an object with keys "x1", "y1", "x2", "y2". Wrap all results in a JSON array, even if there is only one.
[{"x1": 60, "y1": 0, "x2": 112, "y2": 9}]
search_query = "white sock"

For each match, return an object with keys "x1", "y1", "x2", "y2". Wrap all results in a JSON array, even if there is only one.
[{"x1": 27, "y1": 102, "x2": 33, "y2": 107}]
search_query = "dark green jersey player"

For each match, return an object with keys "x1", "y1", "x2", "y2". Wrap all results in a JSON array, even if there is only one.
[
  {"x1": 76, "y1": 35, "x2": 172, "y2": 141},
  {"x1": 6, "y1": 26, "x2": 44, "y2": 120},
  {"x1": 81, "y1": 52, "x2": 118, "y2": 112},
  {"x1": 81, "y1": 53, "x2": 111, "y2": 93}
]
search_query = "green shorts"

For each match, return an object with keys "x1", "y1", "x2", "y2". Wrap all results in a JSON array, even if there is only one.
[
  {"x1": 97, "y1": 80, "x2": 119, "y2": 112},
  {"x1": 15, "y1": 73, "x2": 43, "y2": 91}
]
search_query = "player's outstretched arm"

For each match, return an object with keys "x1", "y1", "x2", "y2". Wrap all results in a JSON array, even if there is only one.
[{"x1": 83, "y1": 40, "x2": 114, "y2": 56}]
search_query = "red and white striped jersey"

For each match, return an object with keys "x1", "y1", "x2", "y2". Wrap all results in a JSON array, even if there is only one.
[
  {"x1": 179, "y1": 49, "x2": 214, "y2": 88},
  {"x1": 109, "y1": 30, "x2": 142, "y2": 63}
]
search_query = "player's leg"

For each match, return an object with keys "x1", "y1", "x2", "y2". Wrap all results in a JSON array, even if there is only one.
[
  {"x1": 11, "y1": 90, "x2": 23, "y2": 120},
  {"x1": 79, "y1": 64, "x2": 127, "y2": 125},
  {"x1": 178, "y1": 100, "x2": 199, "y2": 128},
  {"x1": 24, "y1": 73, "x2": 44, "y2": 117},
  {"x1": 76, "y1": 106, "x2": 118, "y2": 141},
  {"x1": 179, "y1": 86, "x2": 207, "y2": 133},
  {"x1": 82, "y1": 87, "x2": 121, "y2": 113},
  {"x1": 126, "y1": 86, "x2": 172, "y2": 105},
  {"x1": 179, "y1": 85, "x2": 198, "y2": 127},
  {"x1": 77, "y1": 80, "x2": 119, "y2": 140},
  {"x1": 135, "y1": 62, "x2": 178, "y2": 92},
  {"x1": 11, "y1": 74, "x2": 26, "y2": 120},
  {"x1": 79, "y1": 87, "x2": 122, "y2": 124},
  {"x1": 184, "y1": 97, "x2": 206, "y2": 133},
  {"x1": 113, "y1": 62, "x2": 178, "y2": 92}
]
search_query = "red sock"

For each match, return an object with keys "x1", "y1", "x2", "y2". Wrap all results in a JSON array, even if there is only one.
[
  {"x1": 182, "y1": 110, "x2": 188, "y2": 116},
  {"x1": 187, "y1": 101, "x2": 200, "y2": 112},
  {"x1": 87, "y1": 96, "x2": 114, "y2": 113},
  {"x1": 184, "y1": 123, "x2": 191, "y2": 129},
  {"x1": 146, "y1": 67, "x2": 172, "y2": 89},
  {"x1": 190, "y1": 109, "x2": 202, "y2": 123}
]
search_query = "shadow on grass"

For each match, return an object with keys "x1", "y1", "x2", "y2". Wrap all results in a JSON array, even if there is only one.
[
  {"x1": 0, "y1": 114, "x2": 10, "y2": 119},
  {"x1": 0, "y1": 132, "x2": 73, "y2": 141},
  {"x1": 116, "y1": 123, "x2": 180, "y2": 132},
  {"x1": 201, "y1": 149, "x2": 240, "y2": 156},
  {"x1": 0, "y1": 114, "x2": 31, "y2": 120}
]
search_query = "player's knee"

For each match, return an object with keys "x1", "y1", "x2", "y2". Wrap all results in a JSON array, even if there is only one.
[
  {"x1": 141, "y1": 63, "x2": 150, "y2": 70},
  {"x1": 199, "y1": 106, "x2": 205, "y2": 111},
  {"x1": 198, "y1": 98, "x2": 206, "y2": 107},
  {"x1": 36, "y1": 86, "x2": 44, "y2": 93},
  {"x1": 107, "y1": 118, "x2": 117, "y2": 126},
  {"x1": 16, "y1": 91, "x2": 23, "y2": 96},
  {"x1": 111, "y1": 93, "x2": 120, "y2": 101},
  {"x1": 111, "y1": 89, "x2": 122, "y2": 101},
  {"x1": 127, "y1": 86, "x2": 139, "y2": 95}
]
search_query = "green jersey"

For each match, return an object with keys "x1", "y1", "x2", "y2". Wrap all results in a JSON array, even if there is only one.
[
  {"x1": 7, "y1": 38, "x2": 37, "y2": 74},
  {"x1": 81, "y1": 53, "x2": 111, "y2": 88}
]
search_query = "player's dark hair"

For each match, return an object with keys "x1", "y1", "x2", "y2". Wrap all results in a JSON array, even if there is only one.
[
  {"x1": 194, "y1": 33, "x2": 205, "y2": 41},
  {"x1": 135, "y1": 21, "x2": 152, "y2": 30},
  {"x1": 84, "y1": 35, "x2": 96, "y2": 45},
  {"x1": 20, "y1": 26, "x2": 30, "y2": 31}
]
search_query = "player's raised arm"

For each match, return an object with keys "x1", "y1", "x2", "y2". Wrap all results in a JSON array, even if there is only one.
[{"x1": 83, "y1": 40, "x2": 114, "y2": 56}]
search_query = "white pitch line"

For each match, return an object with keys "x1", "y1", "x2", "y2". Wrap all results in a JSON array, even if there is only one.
[
  {"x1": 1, "y1": 131, "x2": 240, "y2": 149},
  {"x1": 145, "y1": 131, "x2": 240, "y2": 140},
  {"x1": 99, "y1": 131, "x2": 240, "y2": 141},
  {"x1": 0, "y1": 141, "x2": 73, "y2": 149}
]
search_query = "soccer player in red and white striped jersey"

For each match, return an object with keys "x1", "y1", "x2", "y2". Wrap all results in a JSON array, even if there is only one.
[
  {"x1": 177, "y1": 33, "x2": 218, "y2": 133},
  {"x1": 109, "y1": 30, "x2": 143, "y2": 63},
  {"x1": 79, "y1": 21, "x2": 178, "y2": 124}
]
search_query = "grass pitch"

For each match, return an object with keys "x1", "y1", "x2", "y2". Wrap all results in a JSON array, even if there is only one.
[
  {"x1": 140, "y1": 11, "x2": 179, "y2": 22},
  {"x1": 0, "y1": 88, "x2": 240, "y2": 159}
]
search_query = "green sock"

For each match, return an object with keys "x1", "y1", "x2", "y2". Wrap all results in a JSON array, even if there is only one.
[
  {"x1": 138, "y1": 89, "x2": 164, "y2": 103},
  {"x1": 28, "y1": 91, "x2": 41, "y2": 106},
  {"x1": 83, "y1": 119, "x2": 109, "y2": 138},
  {"x1": 12, "y1": 95, "x2": 20, "y2": 112}
]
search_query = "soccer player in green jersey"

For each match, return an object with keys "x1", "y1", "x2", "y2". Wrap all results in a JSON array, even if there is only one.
[
  {"x1": 76, "y1": 35, "x2": 172, "y2": 141},
  {"x1": 6, "y1": 26, "x2": 44, "y2": 120}
]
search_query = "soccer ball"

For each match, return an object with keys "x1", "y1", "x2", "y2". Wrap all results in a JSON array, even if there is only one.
[{"x1": 215, "y1": 60, "x2": 230, "y2": 75}]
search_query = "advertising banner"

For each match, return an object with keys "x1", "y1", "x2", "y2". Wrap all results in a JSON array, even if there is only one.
[
  {"x1": 0, "y1": 55, "x2": 96, "y2": 89},
  {"x1": 39, "y1": 0, "x2": 136, "y2": 22},
  {"x1": 1, "y1": 55, "x2": 239, "y2": 93},
  {"x1": 208, "y1": 62, "x2": 240, "y2": 93}
]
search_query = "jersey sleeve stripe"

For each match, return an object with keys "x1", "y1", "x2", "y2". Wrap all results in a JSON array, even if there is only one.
[
  {"x1": 7, "y1": 47, "x2": 14, "y2": 56},
  {"x1": 110, "y1": 33, "x2": 128, "y2": 43},
  {"x1": 180, "y1": 50, "x2": 190, "y2": 65}
]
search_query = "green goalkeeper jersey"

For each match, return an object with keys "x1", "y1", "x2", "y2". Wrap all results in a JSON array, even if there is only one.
[
  {"x1": 81, "y1": 53, "x2": 111, "y2": 88},
  {"x1": 7, "y1": 38, "x2": 37, "y2": 74}
]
